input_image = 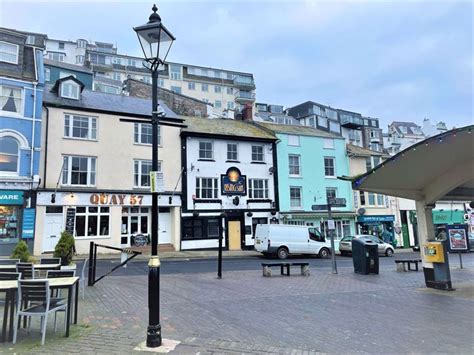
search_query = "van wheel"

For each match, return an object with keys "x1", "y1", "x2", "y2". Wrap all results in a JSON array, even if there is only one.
[
  {"x1": 277, "y1": 247, "x2": 288, "y2": 260},
  {"x1": 319, "y1": 248, "x2": 330, "y2": 258}
]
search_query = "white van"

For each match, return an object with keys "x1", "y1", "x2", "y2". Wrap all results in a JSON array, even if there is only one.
[{"x1": 254, "y1": 224, "x2": 332, "y2": 259}]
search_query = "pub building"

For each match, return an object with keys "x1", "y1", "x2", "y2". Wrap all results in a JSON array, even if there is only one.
[
  {"x1": 180, "y1": 116, "x2": 279, "y2": 250},
  {"x1": 33, "y1": 78, "x2": 184, "y2": 255}
]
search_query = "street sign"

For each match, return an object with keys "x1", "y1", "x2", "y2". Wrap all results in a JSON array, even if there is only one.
[
  {"x1": 312, "y1": 204, "x2": 328, "y2": 211},
  {"x1": 329, "y1": 198, "x2": 346, "y2": 208},
  {"x1": 328, "y1": 219, "x2": 335, "y2": 230},
  {"x1": 150, "y1": 171, "x2": 164, "y2": 193}
]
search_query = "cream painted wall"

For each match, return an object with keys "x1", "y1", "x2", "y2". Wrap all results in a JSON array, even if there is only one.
[{"x1": 42, "y1": 107, "x2": 182, "y2": 192}]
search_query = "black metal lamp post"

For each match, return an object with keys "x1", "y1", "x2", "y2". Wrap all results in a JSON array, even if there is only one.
[{"x1": 133, "y1": 4, "x2": 175, "y2": 348}]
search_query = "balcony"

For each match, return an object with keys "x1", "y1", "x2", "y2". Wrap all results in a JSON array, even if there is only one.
[
  {"x1": 370, "y1": 136, "x2": 380, "y2": 143},
  {"x1": 340, "y1": 116, "x2": 363, "y2": 128},
  {"x1": 233, "y1": 76, "x2": 256, "y2": 89},
  {"x1": 235, "y1": 91, "x2": 256, "y2": 102}
]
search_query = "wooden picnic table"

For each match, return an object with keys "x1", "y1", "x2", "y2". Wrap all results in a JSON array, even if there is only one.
[{"x1": 0, "y1": 276, "x2": 79, "y2": 343}]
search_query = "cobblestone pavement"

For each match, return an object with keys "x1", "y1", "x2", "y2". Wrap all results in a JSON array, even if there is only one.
[{"x1": 2, "y1": 260, "x2": 473, "y2": 354}]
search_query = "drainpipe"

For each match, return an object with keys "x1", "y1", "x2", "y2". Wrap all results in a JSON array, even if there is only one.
[
  {"x1": 31, "y1": 82, "x2": 37, "y2": 198},
  {"x1": 43, "y1": 106, "x2": 49, "y2": 188}
]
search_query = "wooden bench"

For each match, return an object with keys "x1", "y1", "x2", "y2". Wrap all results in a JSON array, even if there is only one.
[
  {"x1": 395, "y1": 259, "x2": 422, "y2": 272},
  {"x1": 262, "y1": 262, "x2": 310, "y2": 277}
]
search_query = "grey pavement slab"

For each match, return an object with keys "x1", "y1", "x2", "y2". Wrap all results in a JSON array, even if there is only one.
[{"x1": 2, "y1": 257, "x2": 473, "y2": 354}]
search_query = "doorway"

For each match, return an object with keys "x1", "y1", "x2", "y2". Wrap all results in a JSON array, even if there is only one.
[
  {"x1": 43, "y1": 206, "x2": 64, "y2": 252},
  {"x1": 228, "y1": 220, "x2": 241, "y2": 250}
]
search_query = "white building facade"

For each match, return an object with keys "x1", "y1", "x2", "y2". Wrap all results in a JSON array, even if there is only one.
[
  {"x1": 180, "y1": 117, "x2": 278, "y2": 250},
  {"x1": 34, "y1": 77, "x2": 183, "y2": 255}
]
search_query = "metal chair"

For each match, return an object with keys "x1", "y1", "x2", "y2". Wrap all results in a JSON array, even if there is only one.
[
  {"x1": 13, "y1": 280, "x2": 67, "y2": 346},
  {"x1": 0, "y1": 259, "x2": 20, "y2": 265},
  {"x1": 16, "y1": 263, "x2": 34, "y2": 279},
  {"x1": 0, "y1": 272, "x2": 20, "y2": 280},
  {"x1": 46, "y1": 270, "x2": 75, "y2": 329},
  {"x1": 40, "y1": 258, "x2": 61, "y2": 265},
  {"x1": 79, "y1": 258, "x2": 88, "y2": 300}
]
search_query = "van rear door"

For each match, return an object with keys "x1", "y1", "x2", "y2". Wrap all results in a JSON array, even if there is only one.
[
  {"x1": 254, "y1": 224, "x2": 269, "y2": 252},
  {"x1": 307, "y1": 228, "x2": 325, "y2": 253}
]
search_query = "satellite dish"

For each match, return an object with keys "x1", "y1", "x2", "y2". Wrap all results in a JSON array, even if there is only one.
[{"x1": 358, "y1": 208, "x2": 366, "y2": 215}]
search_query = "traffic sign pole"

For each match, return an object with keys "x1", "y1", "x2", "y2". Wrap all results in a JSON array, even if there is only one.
[{"x1": 327, "y1": 197, "x2": 338, "y2": 275}]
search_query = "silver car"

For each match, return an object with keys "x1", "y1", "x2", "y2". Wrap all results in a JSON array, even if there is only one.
[{"x1": 339, "y1": 235, "x2": 395, "y2": 257}]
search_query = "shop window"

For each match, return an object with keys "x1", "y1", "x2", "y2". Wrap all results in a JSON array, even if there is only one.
[
  {"x1": 0, "y1": 206, "x2": 19, "y2": 244},
  {"x1": 0, "y1": 136, "x2": 19, "y2": 173},
  {"x1": 182, "y1": 218, "x2": 220, "y2": 240},
  {"x1": 75, "y1": 206, "x2": 109, "y2": 237}
]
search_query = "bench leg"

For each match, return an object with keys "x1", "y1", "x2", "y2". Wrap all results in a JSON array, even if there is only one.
[
  {"x1": 415, "y1": 262, "x2": 419, "y2": 272},
  {"x1": 396, "y1": 263, "x2": 405, "y2": 272},
  {"x1": 263, "y1": 266, "x2": 271, "y2": 277},
  {"x1": 301, "y1": 265, "x2": 310, "y2": 276},
  {"x1": 408, "y1": 262, "x2": 413, "y2": 271},
  {"x1": 286, "y1": 264, "x2": 290, "y2": 276},
  {"x1": 280, "y1": 265, "x2": 284, "y2": 276}
]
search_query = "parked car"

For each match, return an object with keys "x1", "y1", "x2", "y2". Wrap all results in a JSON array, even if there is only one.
[
  {"x1": 254, "y1": 224, "x2": 331, "y2": 259},
  {"x1": 339, "y1": 235, "x2": 395, "y2": 257}
]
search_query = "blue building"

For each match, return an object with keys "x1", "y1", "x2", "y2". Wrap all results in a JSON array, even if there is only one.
[
  {"x1": 257, "y1": 122, "x2": 355, "y2": 242},
  {"x1": 0, "y1": 28, "x2": 46, "y2": 254}
]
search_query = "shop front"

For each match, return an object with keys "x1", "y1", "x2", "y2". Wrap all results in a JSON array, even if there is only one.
[
  {"x1": 357, "y1": 215, "x2": 395, "y2": 244},
  {"x1": 0, "y1": 190, "x2": 35, "y2": 256},
  {"x1": 34, "y1": 190, "x2": 181, "y2": 255}
]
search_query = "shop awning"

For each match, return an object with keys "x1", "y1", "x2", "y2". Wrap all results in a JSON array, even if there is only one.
[
  {"x1": 342, "y1": 126, "x2": 474, "y2": 204},
  {"x1": 280, "y1": 212, "x2": 356, "y2": 219}
]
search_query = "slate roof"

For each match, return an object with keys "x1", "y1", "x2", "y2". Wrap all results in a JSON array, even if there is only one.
[
  {"x1": 182, "y1": 117, "x2": 277, "y2": 140},
  {"x1": 347, "y1": 144, "x2": 390, "y2": 158},
  {"x1": 44, "y1": 59, "x2": 93, "y2": 74},
  {"x1": 43, "y1": 84, "x2": 179, "y2": 119},
  {"x1": 390, "y1": 121, "x2": 422, "y2": 135},
  {"x1": 256, "y1": 122, "x2": 343, "y2": 139},
  {"x1": 256, "y1": 112, "x2": 301, "y2": 125}
]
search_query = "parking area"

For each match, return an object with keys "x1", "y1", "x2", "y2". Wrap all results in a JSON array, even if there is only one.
[{"x1": 2, "y1": 253, "x2": 474, "y2": 354}]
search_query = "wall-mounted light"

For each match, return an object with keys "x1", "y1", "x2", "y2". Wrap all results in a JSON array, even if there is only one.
[{"x1": 247, "y1": 212, "x2": 253, "y2": 217}]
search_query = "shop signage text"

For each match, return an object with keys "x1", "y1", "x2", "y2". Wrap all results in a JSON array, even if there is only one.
[
  {"x1": 0, "y1": 191, "x2": 24, "y2": 205},
  {"x1": 221, "y1": 167, "x2": 246, "y2": 196},
  {"x1": 90, "y1": 193, "x2": 144, "y2": 206}
]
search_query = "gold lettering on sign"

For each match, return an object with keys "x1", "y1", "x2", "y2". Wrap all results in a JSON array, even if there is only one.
[
  {"x1": 89, "y1": 193, "x2": 144, "y2": 206},
  {"x1": 90, "y1": 194, "x2": 99, "y2": 204}
]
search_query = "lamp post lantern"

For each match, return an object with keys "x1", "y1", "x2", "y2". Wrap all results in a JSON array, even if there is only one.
[{"x1": 134, "y1": 4, "x2": 175, "y2": 348}]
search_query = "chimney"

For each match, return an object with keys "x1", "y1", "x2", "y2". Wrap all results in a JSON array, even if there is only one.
[{"x1": 243, "y1": 103, "x2": 253, "y2": 121}]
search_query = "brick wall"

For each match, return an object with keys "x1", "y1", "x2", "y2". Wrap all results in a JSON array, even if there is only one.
[{"x1": 124, "y1": 78, "x2": 208, "y2": 118}]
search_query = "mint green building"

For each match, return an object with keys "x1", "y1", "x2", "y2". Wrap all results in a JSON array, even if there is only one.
[{"x1": 258, "y1": 123, "x2": 355, "y2": 240}]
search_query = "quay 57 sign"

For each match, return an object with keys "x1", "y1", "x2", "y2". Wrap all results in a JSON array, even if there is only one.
[
  {"x1": 90, "y1": 193, "x2": 144, "y2": 206},
  {"x1": 221, "y1": 167, "x2": 246, "y2": 196}
]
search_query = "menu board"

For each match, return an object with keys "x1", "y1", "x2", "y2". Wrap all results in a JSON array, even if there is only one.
[{"x1": 65, "y1": 208, "x2": 76, "y2": 235}]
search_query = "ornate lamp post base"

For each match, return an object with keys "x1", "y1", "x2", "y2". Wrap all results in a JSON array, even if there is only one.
[{"x1": 147, "y1": 256, "x2": 162, "y2": 348}]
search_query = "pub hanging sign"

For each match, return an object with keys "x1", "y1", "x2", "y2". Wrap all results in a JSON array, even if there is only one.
[{"x1": 221, "y1": 167, "x2": 246, "y2": 196}]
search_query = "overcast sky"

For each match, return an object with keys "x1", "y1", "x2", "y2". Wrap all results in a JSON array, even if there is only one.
[{"x1": 1, "y1": 0, "x2": 472, "y2": 129}]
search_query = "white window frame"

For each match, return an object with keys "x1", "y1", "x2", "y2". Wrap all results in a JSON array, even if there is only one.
[
  {"x1": 227, "y1": 143, "x2": 238, "y2": 161},
  {"x1": 76, "y1": 55, "x2": 84, "y2": 64},
  {"x1": 199, "y1": 141, "x2": 213, "y2": 160},
  {"x1": 188, "y1": 82, "x2": 195, "y2": 90},
  {"x1": 195, "y1": 177, "x2": 219, "y2": 199},
  {"x1": 214, "y1": 85, "x2": 222, "y2": 93},
  {"x1": 134, "y1": 123, "x2": 160, "y2": 145},
  {"x1": 288, "y1": 135, "x2": 300, "y2": 146},
  {"x1": 249, "y1": 179, "x2": 269, "y2": 199},
  {"x1": 61, "y1": 81, "x2": 80, "y2": 100},
  {"x1": 112, "y1": 72, "x2": 121, "y2": 81},
  {"x1": 169, "y1": 65, "x2": 182, "y2": 80},
  {"x1": 0, "y1": 41, "x2": 19, "y2": 64},
  {"x1": 62, "y1": 155, "x2": 97, "y2": 186},
  {"x1": 290, "y1": 186, "x2": 302, "y2": 209},
  {"x1": 201, "y1": 83, "x2": 208, "y2": 92},
  {"x1": 0, "y1": 136, "x2": 20, "y2": 175},
  {"x1": 47, "y1": 52, "x2": 65, "y2": 62},
  {"x1": 288, "y1": 154, "x2": 301, "y2": 176},
  {"x1": 0, "y1": 85, "x2": 23, "y2": 115},
  {"x1": 134, "y1": 159, "x2": 161, "y2": 188},
  {"x1": 26, "y1": 35, "x2": 35, "y2": 45},
  {"x1": 324, "y1": 157, "x2": 336, "y2": 177},
  {"x1": 251, "y1": 145, "x2": 265, "y2": 163},
  {"x1": 45, "y1": 68, "x2": 50, "y2": 82},
  {"x1": 74, "y1": 206, "x2": 110, "y2": 238},
  {"x1": 227, "y1": 101, "x2": 234, "y2": 110},
  {"x1": 64, "y1": 114, "x2": 97, "y2": 140},
  {"x1": 323, "y1": 138, "x2": 335, "y2": 149}
]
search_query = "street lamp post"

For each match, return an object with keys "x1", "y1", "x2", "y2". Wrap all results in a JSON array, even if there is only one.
[{"x1": 134, "y1": 4, "x2": 175, "y2": 348}]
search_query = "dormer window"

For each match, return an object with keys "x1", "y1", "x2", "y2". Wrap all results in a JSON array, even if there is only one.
[{"x1": 61, "y1": 81, "x2": 80, "y2": 100}]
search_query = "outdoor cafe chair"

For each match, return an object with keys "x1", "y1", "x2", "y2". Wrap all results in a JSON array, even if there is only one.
[
  {"x1": 13, "y1": 280, "x2": 67, "y2": 346},
  {"x1": 16, "y1": 263, "x2": 34, "y2": 280},
  {"x1": 46, "y1": 270, "x2": 76, "y2": 326},
  {"x1": 0, "y1": 259, "x2": 20, "y2": 265},
  {"x1": 40, "y1": 258, "x2": 61, "y2": 265}
]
